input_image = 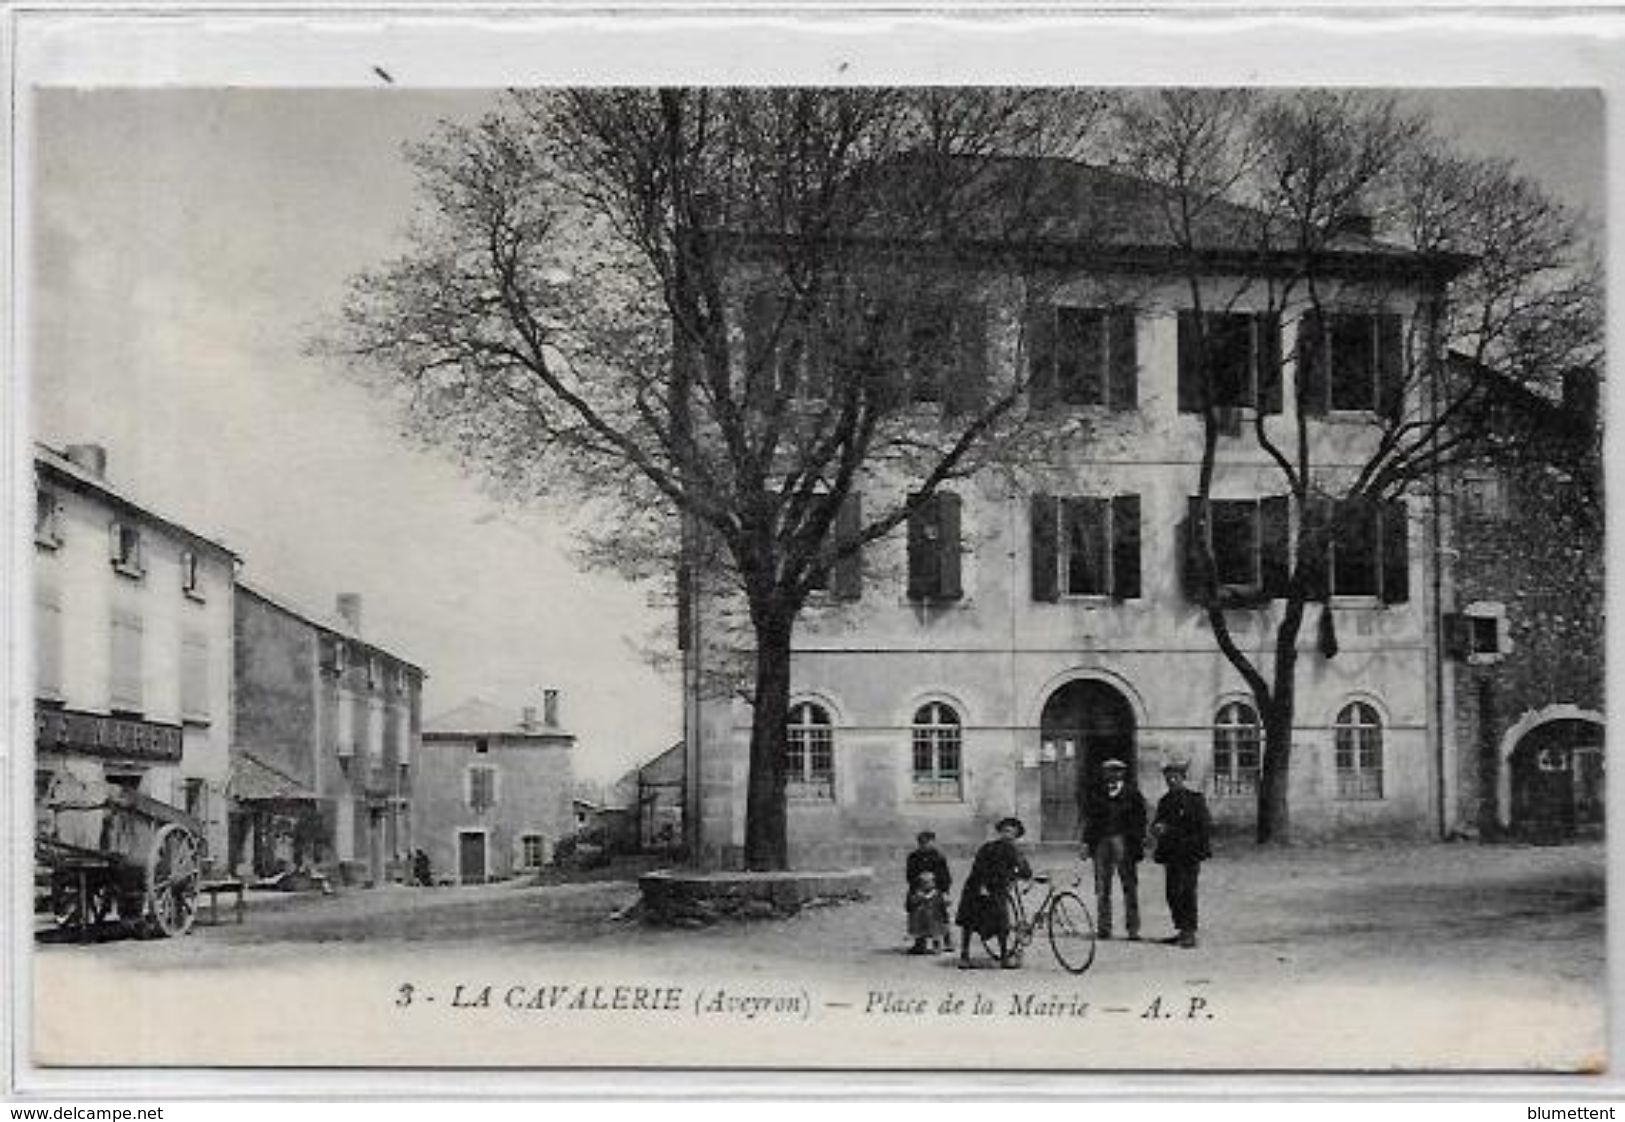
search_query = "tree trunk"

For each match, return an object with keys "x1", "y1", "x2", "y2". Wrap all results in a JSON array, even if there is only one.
[
  {"x1": 1256, "y1": 700, "x2": 1294, "y2": 844},
  {"x1": 742, "y1": 611, "x2": 794, "y2": 871}
]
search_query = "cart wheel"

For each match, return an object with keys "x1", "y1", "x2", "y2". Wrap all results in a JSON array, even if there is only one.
[{"x1": 145, "y1": 824, "x2": 200, "y2": 937}]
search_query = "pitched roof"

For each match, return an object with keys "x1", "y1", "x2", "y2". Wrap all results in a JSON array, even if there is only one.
[
  {"x1": 423, "y1": 697, "x2": 574, "y2": 739},
  {"x1": 235, "y1": 580, "x2": 425, "y2": 673},
  {"x1": 735, "y1": 154, "x2": 1471, "y2": 281},
  {"x1": 35, "y1": 443, "x2": 240, "y2": 561}
]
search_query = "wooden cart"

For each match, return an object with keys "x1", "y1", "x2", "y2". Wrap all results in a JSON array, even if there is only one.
[{"x1": 36, "y1": 774, "x2": 205, "y2": 939}]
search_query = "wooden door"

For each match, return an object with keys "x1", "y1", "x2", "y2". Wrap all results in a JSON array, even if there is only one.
[{"x1": 458, "y1": 831, "x2": 486, "y2": 884}]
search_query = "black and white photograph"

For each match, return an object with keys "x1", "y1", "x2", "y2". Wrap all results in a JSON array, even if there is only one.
[{"x1": 9, "y1": 13, "x2": 1611, "y2": 1082}]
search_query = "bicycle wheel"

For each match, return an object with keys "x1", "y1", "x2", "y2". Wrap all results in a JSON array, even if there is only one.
[
  {"x1": 980, "y1": 884, "x2": 1029, "y2": 964},
  {"x1": 1047, "y1": 891, "x2": 1098, "y2": 975}
]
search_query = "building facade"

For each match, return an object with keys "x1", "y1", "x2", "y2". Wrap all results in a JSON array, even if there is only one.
[
  {"x1": 1445, "y1": 368, "x2": 1604, "y2": 840},
  {"x1": 685, "y1": 165, "x2": 1466, "y2": 865},
  {"x1": 612, "y1": 741, "x2": 685, "y2": 851},
  {"x1": 231, "y1": 585, "x2": 424, "y2": 884},
  {"x1": 33, "y1": 443, "x2": 238, "y2": 865},
  {"x1": 414, "y1": 694, "x2": 576, "y2": 884}
]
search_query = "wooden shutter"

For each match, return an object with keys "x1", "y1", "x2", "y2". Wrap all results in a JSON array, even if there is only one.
[
  {"x1": 1260, "y1": 495, "x2": 1290, "y2": 598},
  {"x1": 35, "y1": 584, "x2": 62, "y2": 697},
  {"x1": 1110, "y1": 494, "x2": 1141, "y2": 600},
  {"x1": 181, "y1": 630, "x2": 210, "y2": 720},
  {"x1": 1182, "y1": 496, "x2": 1209, "y2": 604},
  {"x1": 1177, "y1": 311, "x2": 1201, "y2": 413},
  {"x1": 864, "y1": 301, "x2": 907, "y2": 410},
  {"x1": 1381, "y1": 499, "x2": 1410, "y2": 604},
  {"x1": 1257, "y1": 312, "x2": 1283, "y2": 414},
  {"x1": 831, "y1": 492, "x2": 863, "y2": 602},
  {"x1": 906, "y1": 492, "x2": 939, "y2": 602},
  {"x1": 1298, "y1": 496, "x2": 1331, "y2": 601},
  {"x1": 936, "y1": 491, "x2": 963, "y2": 601},
  {"x1": 1108, "y1": 308, "x2": 1138, "y2": 411},
  {"x1": 946, "y1": 303, "x2": 988, "y2": 416},
  {"x1": 1029, "y1": 493, "x2": 1059, "y2": 602},
  {"x1": 1297, "y1": 311, "x2": 1328, "y2": 418},
  {"x1": 1026, "y1": 304, "x2": 1056, "y2": 409},
  {"x1": 1376, "y1": 313, "x2": 1405, "y2": 424},
  {"x1": 109, "y1": 610, "x2": 143, "y2": 711},
  {"x1": 1442, "y1": 613, "x2": 1473, "y2": 660},
  {"x1": 743, "y1": 290, "x2": 777, "y2": 405}
]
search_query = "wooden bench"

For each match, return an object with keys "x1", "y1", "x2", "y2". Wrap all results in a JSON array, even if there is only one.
[{"x1": 198, "y1": 878, "x2": 245, "y2": 925}]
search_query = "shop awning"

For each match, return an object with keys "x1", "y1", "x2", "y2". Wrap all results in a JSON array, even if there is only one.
[{"x1": 226, "y1": 752, "x2": 320, "y2": 802}]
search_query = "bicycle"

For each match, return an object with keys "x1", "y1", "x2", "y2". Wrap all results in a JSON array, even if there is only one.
[{"x1": 980, "y1": 873, "x2": 1097, "y2": 975}]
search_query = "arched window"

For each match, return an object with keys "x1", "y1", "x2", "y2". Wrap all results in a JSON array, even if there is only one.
[
  {"x1": 1212, "y1": 701, "x2": 1261, "y2": 797},
  {"x1": 1334, "y1": 701, "x2": 1384, "y2": 800},
  {"x1": 786, "y1": 701, "x2": 835, "y2": 801},
  {"x1": 911, "y1": 702, "x2": 963, "y2": 801}
]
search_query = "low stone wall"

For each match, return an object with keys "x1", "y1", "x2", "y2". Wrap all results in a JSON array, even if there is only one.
[{"x1": 638, "y1": 867, "x2": 872, "y2": 926}]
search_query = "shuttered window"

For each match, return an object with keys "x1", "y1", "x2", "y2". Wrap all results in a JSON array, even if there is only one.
[
  {"x1": 1030, "y1": 494, "x2": 1141, "y2": 601},
  {"x1": 1303, "y1": 497, "x2": 1410, "y2": 603},
  {"x1": 36, "y1": 584, "x2": 63, "y2": 699},
  {"x1": 467, "y1": 765, "x2": 498, "y2": 811},
  {"x1": 906, "y1": 491, "x2": 963, "y2": 602},
  {"x1": 109, "y1": 609, "x2": 143, "y2": 712},
  {"x1": 1182, "y1": 496, "x2": 1290, "y2": 605},
  {"x1": 1177, "y1": 311, "x2": 1282, "y2": 413},
  {"x1": 1298, "y1": 311, "x2": 1405, "y2": 421},
  {"x1": 181, "y1": 630, "x2": 210, "y2": 722},
  {"x1": 1028, "y1": 306, "x2": 1138, "y2": 411}
]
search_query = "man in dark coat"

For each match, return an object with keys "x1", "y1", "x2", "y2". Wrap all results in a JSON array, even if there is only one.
[
  {"x1": 955, "y1": 817, "x2": 1032, "y2": 969},
  {"x1": 904, "y1": 830, "x2": 953, "y2": 954},
  {"x1": 1082, "y1": 758, "x2": 1148, "y2": 941},
  {"x1": 1151, "y1": 759, "x2": 1212, "y2": 948}
]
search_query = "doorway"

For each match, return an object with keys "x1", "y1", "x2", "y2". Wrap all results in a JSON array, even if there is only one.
[
  {"x1": 1510, "y1": 718, "x2": 1605, "y2": 841},
  {"x1": 457, "y1": 829, "x2": 488, "y2": 885},
  {"x1": 1038, "y1": 679, "x2": 1137, "y2": 842}
]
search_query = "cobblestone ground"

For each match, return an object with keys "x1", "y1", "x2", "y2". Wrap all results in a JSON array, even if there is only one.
[{"x1": 32, "y1": 841, "x2": 1604, "y2": 1072}]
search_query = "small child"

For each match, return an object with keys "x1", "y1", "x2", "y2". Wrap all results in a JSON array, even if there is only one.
[{"x1": 906, "y1": 870, "x2": 951, "y2": 954}]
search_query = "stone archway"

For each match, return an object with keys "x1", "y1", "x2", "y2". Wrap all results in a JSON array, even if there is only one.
[
  {"x1": 1038, "y1": 679, "x2": 1137, "y2": 842},
  {"x1": 1503, "y1": 712, "x2": 1605, "y2": 840}
]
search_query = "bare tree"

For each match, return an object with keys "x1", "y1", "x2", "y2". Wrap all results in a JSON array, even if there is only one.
[
  {"x1": 1114, "y1": 89, "x2": 1597, "y2": 842},
  {"x1": 325, "y1": 88, "x2": 1103, "y2": 869}
]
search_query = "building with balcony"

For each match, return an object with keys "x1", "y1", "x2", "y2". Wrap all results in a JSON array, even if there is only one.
[{"x1": 33, "y1": 442, "x2": 238, "y2": 864}]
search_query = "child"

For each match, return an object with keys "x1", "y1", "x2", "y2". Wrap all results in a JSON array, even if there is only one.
[
  {"x1": 906, "y1": 870, "x2": 951, "y2": 954},
  {"x1": 904, "y1": 830, "x2": 953, "y2": 954}
]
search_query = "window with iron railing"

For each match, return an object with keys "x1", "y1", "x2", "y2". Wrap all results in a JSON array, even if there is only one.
[
  {"x1": 786, "y1": 702, "x2": 835, "y2": 802},
  {"x1": 911, "y1": 702, "x2": 963, "y2": 802},
  {"x1": 1334, "y1": 701, "x2": 1384, "y2": 800},
  {"x1": 1211, "y1": 701, "x2": 1261, "y2": 798}
]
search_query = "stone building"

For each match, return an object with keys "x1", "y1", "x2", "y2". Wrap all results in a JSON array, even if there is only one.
[
  {"x1": 33, "y1": 442, "x2": 238, "y2": 864},
  {"x1": 1445, "y1": 363, "x2": 1604, "y2": 840},
  {"x1": 612, "y1": 741, "x2": 686, "y2": 851},
  {"x1": 414, "y1": 693, "x2": 575, "y2": 884},
  {"x1": 231, "y1": 584, "x2": 424, "y2": 884},
  {"x1": 683, "y1": 161, "x2": 1471, "y2": 865}
]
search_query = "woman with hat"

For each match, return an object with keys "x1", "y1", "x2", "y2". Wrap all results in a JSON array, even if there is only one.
[{"x1": 955, "y1": 816, "x2": 1032, "y2": 969}]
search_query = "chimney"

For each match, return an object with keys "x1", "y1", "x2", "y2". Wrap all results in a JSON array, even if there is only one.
[
  {"x1": 543, "y1": 689, "x2": 560, "y2": 729},
  {"x1": 64, "y1": 443, "x2": 108, "y2": 479},
  {"x1": 521, "y1": 706, "x2": 538, "y2": 731},
  {"x1": 335, "y1": 593, "x2": 363, "y2": 633}
]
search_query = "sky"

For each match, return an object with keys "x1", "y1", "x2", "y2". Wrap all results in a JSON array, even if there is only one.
[{"x1": 26, "y1": 87, "x2": 1604, "y2": 784}]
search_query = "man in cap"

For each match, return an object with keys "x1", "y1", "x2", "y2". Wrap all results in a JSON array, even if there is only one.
[
  {"x1": 1150, "y1": 758, "x2": 1212, "y2": 948},
  {"x1": 1082, "y1": 758, "x2": 1147, "y2": 940}
]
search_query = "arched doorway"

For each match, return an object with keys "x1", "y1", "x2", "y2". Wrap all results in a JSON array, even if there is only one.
[
  {"x1": 1038, "y1": 679, "x2": 1136, "y2": 842},
  {"x1": 1509, "y1": 718, "x2": 1605, "y2": 841}
]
